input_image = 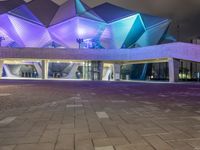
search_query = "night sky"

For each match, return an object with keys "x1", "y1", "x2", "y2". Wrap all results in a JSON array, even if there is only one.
[{"x1": 2, "y1": 0, "x2": 200, "y2": 42}]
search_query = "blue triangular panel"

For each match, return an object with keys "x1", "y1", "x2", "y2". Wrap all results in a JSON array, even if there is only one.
[
  {"x1": 123, "y1": 15, "x2": 145, "y2": 48},
  {"x1": 141, "y1": 14, "x2": 169, "y2": 29},
  {"x1": 100, "y1": 15, "x2": 138, "y2": 49},
  {"x1": 136, "y1": 20, "x2": 170, "y2": 47},
  {"x1": 75, "y1": 0, "x2": 89, "y2": 14}
]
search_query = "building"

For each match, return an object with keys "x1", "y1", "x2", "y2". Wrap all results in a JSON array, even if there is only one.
[{"x1": 0, "y1": 0, "x2": 200, "y2": 82}]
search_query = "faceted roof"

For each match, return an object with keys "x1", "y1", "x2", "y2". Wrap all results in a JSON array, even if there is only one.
[
  {"x1": 0, "y1": 0, "x2": 171, "y2": 48},
  {"x1": 0, "y1": 0, "x2": 169, "y2": 27},
  {"x1": 91, "y1": 2, "x2": 136, "y2": 23}
]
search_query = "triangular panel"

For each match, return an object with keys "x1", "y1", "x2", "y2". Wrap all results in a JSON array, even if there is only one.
[
  {"x1": 27, "y1": 0, "x2": 59, "y2": 27},
  {"x1": 0, "y1": 27, "x2": 15, "y2": 47},
  {"x1": 0, "y1": 14, "x2": 24, "y2": 46},
  {"x1": 50, "y1": 0, "x2": 76, "y2": 26},
  {"x1": 50, "y1": 0, "x2": 89, "y2": 26},
  {"x1": 8, "y1": 5, "x2": 43, "y2": 26},
  {"x1": 49, "y1": 17, "x2": 106, "y2": 48},
  {"x1": 49, "y1": 18, "x2": 78, "y2": 48},
  {"x1": 0, "y1": 0, "x2": 25, "y2": 14},
  {"x1": 122, "y1": 15, "x2": 145, "y2": 48},
  {"x1": 141, "y1": 14, "x2": 169, "y2": 29},
  {"x1": 135, "y1": 20, "x2": 170, "y2": 47},
  {"x1": 80, "y1": 9, "x2": 104, "y2": 22},
  {"x1": 8, "y1": 15, "x2": 52, "y2": 47},
  {"x1": 100, "y1": 15, "x2": 141, "y2": 49},
  {"x1": 91, "y1": 2, "x2": 136, "y2": 23},
  {"x1": 75, "y1": 0, "x2": 89, "y2": 14}
]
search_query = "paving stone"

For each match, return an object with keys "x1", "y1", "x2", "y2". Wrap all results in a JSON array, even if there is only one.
[
  {"x1": 159, "y1": 132, "x2": 191, "y2": 141},
  {"x1": 115, "y1": 143, "x2": 154, "y2": 150},
  {"x1": 66, "y1": 104, "x2": 83, "y2": 108},
  {"x1": 144, "y1": 135, "x2": 173, "y2": 150},
  {"x1": 109, "y1": 137, "x2": 129, "y2": 146},
  {"x1": 55, "y1": 134, "x2": 74, "y2": 150},
  {"x1": 93, "y1": 138, "x2": 112, "y2": 147},
  {"x1": 0, "y1": 145, "x2": 16, "y2": 150},
  {"x1": 1, "y1": 136, "x2": 40, "y2": 145},
  {"x1": 95, "y1": 146, "x2": 114, "y2": 150},
  {"x1": 96, "y1": 112, "x2": 109, "y2": 119},
  {"x1": 0, "y1": 117, "x2": 16, "y2": 125},
  {"x1": 111, "y1": 100, "x2": 126, "y2": 103},
  {"x1": 75, "y1": 139, "x2": 93, "y2": 150},
  {"x1": 167, "y1": 141, "x2": 194, "y2": 150},
  {"x1": 185, "y1": 139, "x2": 200, "y2": 148},
  {"x1": 14, "y1": 143, "x2": 54, "y2": 150},
  {"x1": 190, "y1": 116, "x2": 200, "y2": 121},
  {"x1": 0, "y1": 93, "x2": 11, "y2": 97},
  {"x1": 39, "y1": 130, "x2": 59, "y2": 143}
]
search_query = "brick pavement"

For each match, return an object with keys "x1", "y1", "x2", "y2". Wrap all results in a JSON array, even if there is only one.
[{"x1": 0, "y1": 80, "x2": 200, "y2": 150}]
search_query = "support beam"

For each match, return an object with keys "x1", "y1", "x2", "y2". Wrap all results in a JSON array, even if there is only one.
[
  {"x1": 42, "y1": 60, "x2": 49, "y2": 80},
  {"x1": 0, "y1": 60, "x2": 4, "y2": 79},
  {"x1": 168, "y1": 58, "x2": 179, "y2": 82},
  {"x1": 113, "y1": 64, "x2": 121, "y2": 81}
]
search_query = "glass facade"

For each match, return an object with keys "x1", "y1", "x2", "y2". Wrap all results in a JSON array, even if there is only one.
[
  {"x1": 121, "y1": 62, "x2": 169, "y2": 81},
  {"x1": 1, "y1": 59, "x2": 200, "y2": 82},
  {"x1": 83, "y1": 61, "x2": 102, "y2": 80},
  {"x1": 48, "y1": 62, "x2": 83, "y2": 79},
  {"x1": 49, "y1": 61, "x2": 102, "y2": 80},
  {"x1": 179, "y1": 60, "x2": 200, "y2": 81}
]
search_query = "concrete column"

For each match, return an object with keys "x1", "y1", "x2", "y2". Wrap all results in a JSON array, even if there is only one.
[
  {"x1": 0, "y1": 60, "x2": 4, "y2": 79},
  {"x1": 42, "y1": 60, "x2": 49, "y2": 80},
  {"x1": 113, "y1": 64, "x2": 121, "y2": 81},
  {"x1": 168, "y1": 58, "x2": 179, "y2": 82},
  {"x1": 98, "y1": 61, "x2": 103, "y2": 81}
]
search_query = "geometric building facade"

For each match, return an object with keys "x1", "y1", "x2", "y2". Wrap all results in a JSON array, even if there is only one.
[
  {"x1": 1, "y1": 0, "x2": 200, "y2": 82},
  {"x1": 0, "y1": 0, "x2": 171, "y2": 49}
]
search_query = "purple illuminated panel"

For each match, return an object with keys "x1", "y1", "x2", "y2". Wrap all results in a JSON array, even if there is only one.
[
  {"x1": 0, "y1": 27, "x2": 14, "y2": 46},
  {"x1": 49, "y1": 17, "x2": 106, "y2": 48},
  {"x1": 8, "y1": 15, "x2": 51, "y2": 47},
  {"x1": 0, "y1": 14, "x2": 24, "y2": 46}
]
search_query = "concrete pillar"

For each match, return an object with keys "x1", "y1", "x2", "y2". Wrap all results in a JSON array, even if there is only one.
[
  {"x1": 113, "y1": 64, "x2": 121, "y2": 81},
  {"x1": 42, "y1": 60, "x2": 49, "y2": 80},
  {"x1": 0, "y1": 60, "x2": 4, "y2": 79},
  {"x1": 168, "y1": 58, "x2": 179, "y2": 82},
  {"x1": 98, "y1": 61, "x2": 103, "y2": 81}
]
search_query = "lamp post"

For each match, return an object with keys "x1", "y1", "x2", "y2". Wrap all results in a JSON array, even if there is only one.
[
  {"x1": 0, "y1": 36, "x2": 5, "y2": 47},
  {"x1": 76, "y1": 38, "x2": 83, "y2": 49}
]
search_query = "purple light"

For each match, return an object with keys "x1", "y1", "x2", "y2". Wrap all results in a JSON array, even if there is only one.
[
  {"x1": 8, "y1": 15, "x2": 51, "y2": 47},
  {"x1": 77, "y1": 27, "x2": 85, "y2": 37},
  {"x1": 48, "y1": 17, "x2": 106, "y2": 48}
]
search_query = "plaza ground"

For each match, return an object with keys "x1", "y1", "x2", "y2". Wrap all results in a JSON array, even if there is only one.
[{"x1": 0, "y1": 80, "x2": 200, "y2": 150}]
